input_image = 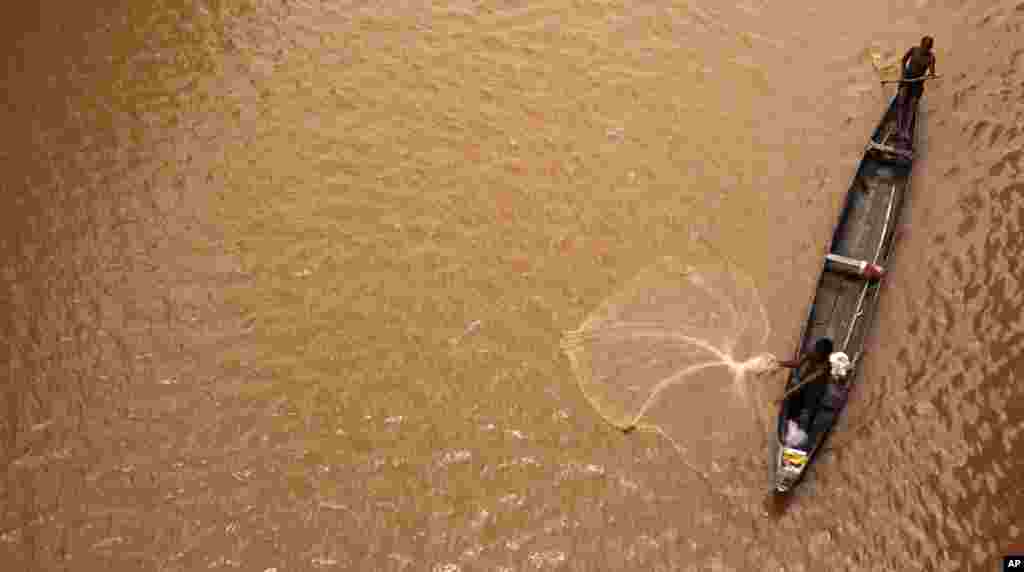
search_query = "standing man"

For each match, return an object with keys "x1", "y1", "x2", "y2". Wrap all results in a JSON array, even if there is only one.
[{"x1": 897, "y1": 36, "x2": 937, "y2": 143}]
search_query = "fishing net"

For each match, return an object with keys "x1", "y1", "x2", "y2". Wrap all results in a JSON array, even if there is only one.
[{"x1": 562, "y1": 253, "x2": 777, "y2": 474}]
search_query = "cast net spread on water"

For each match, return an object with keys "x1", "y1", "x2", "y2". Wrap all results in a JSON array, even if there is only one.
[{"x1": 562, "y1": 254, "x2": 777, "y2": 474}]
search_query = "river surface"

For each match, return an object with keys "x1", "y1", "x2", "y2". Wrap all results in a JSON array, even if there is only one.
[{"x1": 2, "y1": 1, "x2": 1022, "y2": 570}]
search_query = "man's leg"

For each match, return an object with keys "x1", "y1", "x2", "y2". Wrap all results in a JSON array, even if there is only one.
[
  {"x1": 895, "y1": 86, "x2": 909, "y2": 140},
  {"x1": 902, "y1": 95, "x2": 920, "y2": 142}
]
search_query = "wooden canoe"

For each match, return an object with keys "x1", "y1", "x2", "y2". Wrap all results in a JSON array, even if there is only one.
[{"x1": 773, "y1": 93, "x2": 920, "y2": 494}]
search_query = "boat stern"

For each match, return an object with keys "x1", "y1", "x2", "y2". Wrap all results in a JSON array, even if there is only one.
[{"x1": 774, "y1": 447, "x2": 810, "y2": 493}]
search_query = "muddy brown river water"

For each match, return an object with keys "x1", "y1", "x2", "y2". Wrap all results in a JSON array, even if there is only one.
[{"x1": 2, "y1": 1, "x2": 1023, "y2": 570}]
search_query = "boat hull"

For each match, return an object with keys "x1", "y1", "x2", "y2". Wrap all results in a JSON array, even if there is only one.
[{"x1": 773, "y1": 94, "x2": 919, "y2": 494}]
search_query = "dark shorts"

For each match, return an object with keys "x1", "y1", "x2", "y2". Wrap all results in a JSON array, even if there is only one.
[
  {"x1": 903, "y1": 81, "x2": 924, "y2": 100},
  {"x1": 792, "y1": 380, "x2": 827, "y2": 420}
]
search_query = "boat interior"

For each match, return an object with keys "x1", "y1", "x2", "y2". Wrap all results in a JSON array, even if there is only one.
[{"x1": 778, "y1": 96, "x2": 916, "y2": 453}]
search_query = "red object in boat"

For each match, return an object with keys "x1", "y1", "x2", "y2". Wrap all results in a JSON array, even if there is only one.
[{"x1": 863, "y1": 263, "x2": 885, "y2": 280}]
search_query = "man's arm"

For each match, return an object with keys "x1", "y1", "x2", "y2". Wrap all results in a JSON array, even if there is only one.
[
  {"x1": 929, "y1": 54, "x2": 936, "y2": 76},
  {"x1": 777, "y1": 354, "x2": 807, "y2": 369}
]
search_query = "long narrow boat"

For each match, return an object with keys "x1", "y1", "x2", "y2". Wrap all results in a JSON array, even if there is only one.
[{"x1": 772, "y1": 93, "x2": 920, "y2": 494}]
